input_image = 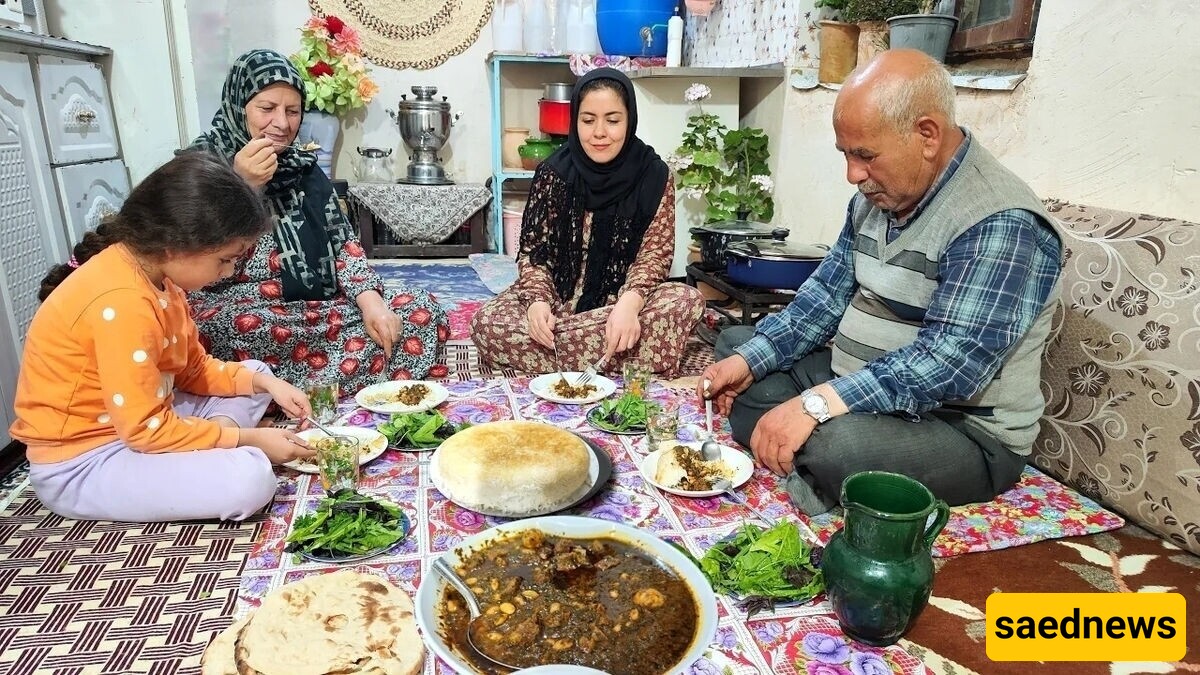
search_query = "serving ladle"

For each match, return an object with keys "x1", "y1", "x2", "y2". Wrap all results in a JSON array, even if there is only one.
[{"x1": 431, "y1": 557, "x2": 523, "y2": 671}]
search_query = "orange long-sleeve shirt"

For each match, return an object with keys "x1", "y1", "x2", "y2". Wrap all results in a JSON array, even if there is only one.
[{"x1": 11, "y1": 244, "x2": 255, "y2": 464}]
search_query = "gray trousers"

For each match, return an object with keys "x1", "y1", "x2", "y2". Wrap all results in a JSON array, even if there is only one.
[{"x1": 717, "y1": 326, "x2": 1027, "y2": 515}]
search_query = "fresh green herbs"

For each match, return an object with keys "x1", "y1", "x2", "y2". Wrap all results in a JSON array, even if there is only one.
[
  {"x1": 314, "y1": 437, "x2": 359, "y2": 492},
  {"x1": 306, "y1": 382, "x2": 340, "y2": 423},
  {"x1": 376, "y1": 411, "x2": 466, "y2": 448},
  {"x1": 285, "y1": 490, "x2": 407, "y2": 558},
  {"x1": 590, "y1": 392, "x2": 653, "y2": 432},
  {"x1": 699, "y1": 521, "x2": 824, "y2": 617}
]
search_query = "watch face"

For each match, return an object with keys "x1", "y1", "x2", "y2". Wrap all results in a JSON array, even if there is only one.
[{"x1": 803, "y1": 393, "x2": 827, "y2": 416}]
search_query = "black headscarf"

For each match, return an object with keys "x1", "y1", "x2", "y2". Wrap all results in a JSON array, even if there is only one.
[
  {"x1": 531, "y1": 67, "x2": 669, "y2": 313},
  {"x1": 190, "y1": 49, "x2": 343, "y2": 301}
]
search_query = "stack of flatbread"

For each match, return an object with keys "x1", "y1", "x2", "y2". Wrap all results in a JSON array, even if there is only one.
[{"x1": 201, "y1": 570, "x2": 423, "y2": 675}]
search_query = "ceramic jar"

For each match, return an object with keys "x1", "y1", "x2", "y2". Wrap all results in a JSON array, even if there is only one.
[
  {"x1": 502, "y1": 127, "x2": 530, "y2": 169},
  {"x1": 518, "y1": 137, "x2": 556, "y2": 170}
]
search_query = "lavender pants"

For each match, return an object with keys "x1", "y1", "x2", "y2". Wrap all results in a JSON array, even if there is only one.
[{"x1": 29, "y1": 360, "x2": 278, "y2": 523}]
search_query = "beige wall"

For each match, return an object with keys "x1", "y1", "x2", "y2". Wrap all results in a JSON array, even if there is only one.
[
  {"x1": 774, "y1": 1, "x2": 1200, "y2": 245},
  {"x1": 48, "y1": 0, "x2": 1200, "y2": 242}
]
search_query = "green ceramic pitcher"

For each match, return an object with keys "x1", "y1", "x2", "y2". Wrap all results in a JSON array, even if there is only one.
[{"x1": 821, "y1": 471, "x2": 950, "y2": 646}]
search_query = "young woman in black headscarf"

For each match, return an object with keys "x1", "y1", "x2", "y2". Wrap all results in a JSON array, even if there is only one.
[
  {"x1": 187, "y1": 49, "x2": 449, "y2": 394},
  {"x1": 472, "y1": 68, "x2": 705, "y2": 376}
]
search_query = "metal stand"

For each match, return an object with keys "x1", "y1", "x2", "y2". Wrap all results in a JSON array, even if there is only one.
[{"x1": 685, "y1": 264, "x2": 795, "y2": 344}]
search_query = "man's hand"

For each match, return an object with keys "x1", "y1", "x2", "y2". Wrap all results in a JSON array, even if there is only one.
[
  {"x1": 697, "y1": 354, "x2": 755, "y2": 416},
  {"x1": 240, "y1": 427, "x2": 314, "y2": 465},
  {"x1": 252, "y1": 371, "x2": 312, "y2": 419},
  {"x1": 358, "y1": 290, "x2": 401, "y2": 359},
  {"x1": 604, "y1": 292, "x2": 643, "y2": 357},
  {"x1": 526, "y1": 301, "x2": 556, "y2": 349},
  {"x1": 233, "y1": 137, "x2": 278, "y2": 189},
  {"x1": 749, "y1": 396, "x2": 817, "y2": 476}
]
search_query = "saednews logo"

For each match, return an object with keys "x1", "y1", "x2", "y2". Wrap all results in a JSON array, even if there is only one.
[{"x1": 986, "y1": 593, "x2": 1186, "y2": 662}]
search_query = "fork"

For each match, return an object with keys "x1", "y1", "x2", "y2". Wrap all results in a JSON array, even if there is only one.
[
  {"x1": 553, "y1": 341, "x2": 568, "y2": 386},
  {"x1": 574, "y1": 354, "x2": 609, "y2": 387}
]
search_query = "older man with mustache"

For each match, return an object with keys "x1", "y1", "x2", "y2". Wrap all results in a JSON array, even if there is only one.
[{"x1": 699, "y1": 49, "x2": 1063, "y2": 514}]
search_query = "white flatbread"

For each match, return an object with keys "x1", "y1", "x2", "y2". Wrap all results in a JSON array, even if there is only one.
[{"x1": 232, "y1": 570, "x2": 422, "y2": 675}]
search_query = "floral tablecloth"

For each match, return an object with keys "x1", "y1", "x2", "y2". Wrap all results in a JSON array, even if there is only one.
[{"x1": 237, "y1": 376, "x2": 1122, "y2": 674}]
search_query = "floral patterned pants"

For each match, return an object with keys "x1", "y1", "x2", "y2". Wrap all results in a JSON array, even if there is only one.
[
  {"x1": 192, "y1": 288, "x2": 449, "y2": 395},
  {"x1": 470, "y1": 282, "x2": 705, "y2": 377}
]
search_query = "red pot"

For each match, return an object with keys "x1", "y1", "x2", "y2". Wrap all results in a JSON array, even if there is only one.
[{"x1": 538, "y1": 98, "x2": 571, "y2": 136}]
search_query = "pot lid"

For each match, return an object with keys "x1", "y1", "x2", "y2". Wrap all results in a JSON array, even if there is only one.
[
  {"x1": 398, "y1": 86, "x2": 450, "y2": 111},
  {"x1": 727, "y1": 239, "x2": 830, "y2": 261},
  {"x1": 357, "y1": 147, "x2": 393, "y2": 158},
  {"x1": 692, "y1": 220, "x2": 785, "y2": 237}
]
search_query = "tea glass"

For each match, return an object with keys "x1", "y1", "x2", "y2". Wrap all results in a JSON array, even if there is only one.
[
  {"x1": 306, "y1": 380, "x2": 340, "y2": 424},
  {"x1": 622, "y1": 361, "x2": 652, "y2": 398},
  {"x1": 316, "y1": 436, "x2": 361, "y2": 494},
  {"x1": 645, "y1": 405, "x2": 680, "y2": 453}
]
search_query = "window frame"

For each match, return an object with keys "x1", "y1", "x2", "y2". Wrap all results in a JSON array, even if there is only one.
[{"x1": 947, "y1": 0, "x2": 1040, "y2": 61}]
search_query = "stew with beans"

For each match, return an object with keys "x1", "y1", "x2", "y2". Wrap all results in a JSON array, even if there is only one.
[{"x1": 438, "y1": 529, "x2": 699, "y2": 674}]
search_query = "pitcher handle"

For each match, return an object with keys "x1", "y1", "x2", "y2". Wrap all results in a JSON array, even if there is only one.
[{"x1": 923, "y1": 499, "x2": 950, "y2": 549}]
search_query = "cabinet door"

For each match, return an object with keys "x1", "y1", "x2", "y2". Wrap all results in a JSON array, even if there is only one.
[
  {"x1": 0, "y1": 52, "x2": 69, "y2": 441},
  {"x1": 54, "y1": 159, "x2": 131, "y2": 247},
  {"x1": 34, "y1": 55, "x2": 120, "y2": 164}
]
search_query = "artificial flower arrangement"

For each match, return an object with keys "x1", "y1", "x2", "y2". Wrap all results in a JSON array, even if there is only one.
[
  {"x1": 667, "y1": 83, "x2": 775, "y2": 223},
  {"x1": 290, "y1": 15, "x2": 380, "y2": 116}
]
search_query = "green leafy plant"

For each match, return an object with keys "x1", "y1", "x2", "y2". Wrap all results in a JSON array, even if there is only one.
[
  {"x1": 842, "y1": 0, "x2": 920, "y2": 22},
  {"x1": 669, "y1": 83, "x2": 775, "y2": 224},
  {"x1": 698, "y1": 520, "x2": 824, "y2": 617},
  {"x1": 591, "y1": 392, "x2": 653, "y2": 432},
  {"x1": 285, "y1": 490, "x2": 406, "y2": 558},
  {"x1": 289, "y1": 14, "x2": 379, "y2": 116},
  {"x1": 377, "y1": 410, "x2": 467, "y2": 448}
]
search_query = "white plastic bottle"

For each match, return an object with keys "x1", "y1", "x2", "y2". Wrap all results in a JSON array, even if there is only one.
[
  {"x1": 492, "y1": 0, "x2": 523, "y2": 53},
  {"x1": 523, "y1": 0, "x2": 552, "y2": 55},
  {"x1": 666, "y1": 8, "x2": 684, "y2": 67}
]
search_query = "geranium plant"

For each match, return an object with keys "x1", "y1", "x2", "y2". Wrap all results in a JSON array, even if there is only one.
[
  {"x1": 668, "y1": 83, "x2": 775, "y2": 223},
  {"x1": 290, "y1": 15, "x2": 380, "y2": 116}
]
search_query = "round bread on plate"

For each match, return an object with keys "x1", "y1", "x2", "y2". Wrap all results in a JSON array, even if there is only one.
[
  {"x1": 433, "y1": 420, "x2": 592, "y2": 515},
  {"x1": 232, "y1": 570, "x2": 422, "y2": 675}
]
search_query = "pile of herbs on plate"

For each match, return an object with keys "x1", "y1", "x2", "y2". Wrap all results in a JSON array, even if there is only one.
[
  {"x1": 285, "y1": 489, "x2": 408, "y2": 559},
  {"x1": 376, "y1": 410, "x2": 467, "y2": 448},
  {"x1": 699, "y1": 520, "x2": 824, "y2": 617},
  {"x1": 590, "y1": 391, "x2": 653, "y2": 432}
]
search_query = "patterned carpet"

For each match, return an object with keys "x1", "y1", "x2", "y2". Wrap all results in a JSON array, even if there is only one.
[{"x1": 1, "y1": 260, "x2": 1195, "y2": 674}]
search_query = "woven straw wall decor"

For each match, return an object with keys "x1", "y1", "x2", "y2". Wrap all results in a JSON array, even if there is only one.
[{"x1": 309, "y1": 0, "x2": 493, "y2": 70}]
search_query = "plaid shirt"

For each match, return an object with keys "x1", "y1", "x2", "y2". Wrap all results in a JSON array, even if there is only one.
[{"x1": 734, "y1": 133, "x2": 1061, "y2": 415}]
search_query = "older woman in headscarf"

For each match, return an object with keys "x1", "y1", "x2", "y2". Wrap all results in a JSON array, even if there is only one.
[
  {"x1": 471, "y1": 67, "x2": 705, "y2": 377},
  {"x1": 188, "y1": 49, "x2": 448, "y2": 393}
]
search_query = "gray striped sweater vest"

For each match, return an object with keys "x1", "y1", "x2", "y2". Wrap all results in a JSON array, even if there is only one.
[{"x1": 830, "y1": 139, "x2": 1060, "y2": 456}]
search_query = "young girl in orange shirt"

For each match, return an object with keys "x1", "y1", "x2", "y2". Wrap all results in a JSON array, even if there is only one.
[{"x1": 10, "y1": 151, "x2": 315, "y2": 522}]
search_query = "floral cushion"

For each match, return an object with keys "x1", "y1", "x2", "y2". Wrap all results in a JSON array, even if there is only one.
[{"x1": 1032, "y1": 200, "x2": 1200, "y2": 554}]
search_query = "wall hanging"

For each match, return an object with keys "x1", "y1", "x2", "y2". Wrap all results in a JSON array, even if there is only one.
[{"x1": 309, "y1": 0, "x2": 493, "y2": 70}]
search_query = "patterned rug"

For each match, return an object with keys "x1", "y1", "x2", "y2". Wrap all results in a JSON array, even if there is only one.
[
  {"x1": 374, "y1": 260, "x2": 490, "y2": 341},
  {"x1": 467, "y1": 252, "x2": 517, "y2": 295},
  {"x1": 0, "y1": 487, "x2": 261, "y2": 675}
]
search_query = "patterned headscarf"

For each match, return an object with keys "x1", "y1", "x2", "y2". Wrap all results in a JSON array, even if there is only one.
[{"x1": 191, "y1": 49, "x2": 344, "y2": 300}]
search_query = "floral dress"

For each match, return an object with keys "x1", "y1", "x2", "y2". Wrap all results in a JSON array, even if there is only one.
[
  {"x1": 189, "y1": 234, "x2": 449, "y2": 395},
  {"x1": 472, "y1": 175, "x2": 704, "y2": 377}
]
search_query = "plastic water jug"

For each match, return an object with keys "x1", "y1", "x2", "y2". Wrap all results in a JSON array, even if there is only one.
[
  {"x1": 492, "y1": 0, "x2": 523, "y2": 52},
  {"x1": 524, "y1": 0, "x2": 553, "y2": 54},
  {"x1": 561, "y1": 0, "x2": 600, "y2": 54},
  {"x1": 596, "y1": 0, "x2": 675, "y2": 57}
]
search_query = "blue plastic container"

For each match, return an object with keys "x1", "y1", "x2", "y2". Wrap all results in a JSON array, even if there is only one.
[{"x1": 596, "y1": 0, "x2": 676, "y2": 57}]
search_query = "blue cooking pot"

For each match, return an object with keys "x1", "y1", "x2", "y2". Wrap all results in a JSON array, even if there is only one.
[{"x1": 725, "y1": 238, "x2": 830, "y2": 290}]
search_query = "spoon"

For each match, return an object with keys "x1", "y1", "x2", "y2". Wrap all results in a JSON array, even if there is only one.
[
  {"x1": 304, "y1": 416, "x2": 359, "y2": 447},
  {"x1": 432, "y1": 557, "x2": 522, "y2": 671},
  {"x1": 711, "y1": 478, "x2": 776, "y2": 526},
  {"x1": 700, "y1": 379, "x2": 721, "y2": 461}
]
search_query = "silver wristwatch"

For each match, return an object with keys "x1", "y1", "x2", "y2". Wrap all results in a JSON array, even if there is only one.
[{"x1": 799, "y1": 388, "x2": 831, "y2": 424}]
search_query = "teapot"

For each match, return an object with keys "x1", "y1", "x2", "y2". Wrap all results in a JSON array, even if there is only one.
[{"x1": 355, "y1": 146, "x2": 395, "y2": 183}]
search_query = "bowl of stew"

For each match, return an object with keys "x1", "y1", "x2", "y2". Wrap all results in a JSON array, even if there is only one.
[{"x1": 414, "y1": 516, "x2": 718, "y2": 675}]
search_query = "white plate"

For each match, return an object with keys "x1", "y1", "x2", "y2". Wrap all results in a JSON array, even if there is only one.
[
  {"x1": 638, "y1": 441, "x2": 754, "y2": 498},
  {"x1": 283, "y1": 426, "x2": 389, "y2": 474},
  {"x1": 355, "y1": 380, "x2": 449, "y2": 414},
  {"x1": 413, "y1": 515, "x2": 718, "y2": 675},
  {"x1": 528, "y1": 372, "x2": 617, "y2": 405},
  {"x1": 428, "y1": 435, "x2": 611, "y2": 518}
]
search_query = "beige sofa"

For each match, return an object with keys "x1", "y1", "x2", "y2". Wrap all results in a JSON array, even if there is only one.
[{"x1": 1033, "y1": 200, "x2": 1200, "y2": 555}]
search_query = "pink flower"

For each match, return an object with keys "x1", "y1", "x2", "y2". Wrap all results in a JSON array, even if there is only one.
[
  {"x1": 303, "y1": 16, "x2": 330, "y2": 39},
  {"x1": 329, "y1": 24, "x2": 362, "y2": 56},
  {"x1": 806, "y1": 663, "x2": 852, "y2": 675}
]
